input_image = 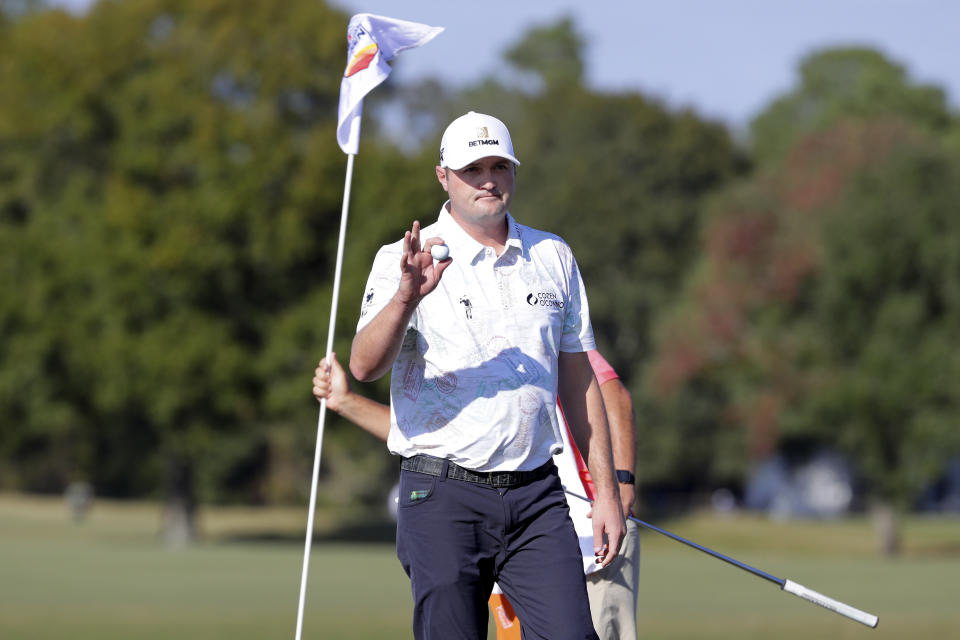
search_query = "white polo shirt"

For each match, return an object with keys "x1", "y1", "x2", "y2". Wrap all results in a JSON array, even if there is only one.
[{"x1": 357, "y1": 204, "x2": 596, "y2": 472}]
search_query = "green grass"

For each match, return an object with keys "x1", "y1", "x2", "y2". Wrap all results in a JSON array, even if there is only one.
[{"x1": 2, "y1": 493, "x2": 958, "y2": 639}]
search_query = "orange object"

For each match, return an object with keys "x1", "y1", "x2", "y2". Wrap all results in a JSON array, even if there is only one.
[
  {"x1": 488, "y1": 593, "x2": 522, "y2": 640},
  {"x1": 557, "y1": 403, "x2": 596, "y2": 501}
]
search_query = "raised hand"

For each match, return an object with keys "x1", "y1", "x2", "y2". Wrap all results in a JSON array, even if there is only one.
[{"x1": 396, "y1": 221, "x2": 451, "y2": 305}]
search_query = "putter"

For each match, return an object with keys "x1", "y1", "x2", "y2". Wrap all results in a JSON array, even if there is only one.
[{"x1": 564, "y1": 488, "x2": 878, "y2": 628}]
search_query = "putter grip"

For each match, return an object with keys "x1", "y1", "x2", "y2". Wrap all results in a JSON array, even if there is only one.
[{"x1": 782, "y1": 579, "x2": 878, "y2": 628}]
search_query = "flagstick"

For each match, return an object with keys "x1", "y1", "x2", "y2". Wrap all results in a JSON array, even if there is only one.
[{"x1": 295, "y1": 151, "x2": 356, "y2": 640}]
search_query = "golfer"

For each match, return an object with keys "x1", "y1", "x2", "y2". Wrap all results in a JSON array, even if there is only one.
[{"x1": 348, "y1": 111, "x2": 624, "y2": 640}]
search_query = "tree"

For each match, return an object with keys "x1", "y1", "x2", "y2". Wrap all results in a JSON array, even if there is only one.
[
  {"x1": 647, "y1": 46, "x2": 960, "y2": 551},
  {"x1": 750, "y1": 47, "x2": 952, "y2": 166},
  {"x1": 0, "y1": 0, "x2": 385, "y2": 543},
  {"x1": 502, "y1": 15, "x2": 585, "y2": 91},
  {"x1": 783, "y1": 135, "x2": 960, "y2": 553}
]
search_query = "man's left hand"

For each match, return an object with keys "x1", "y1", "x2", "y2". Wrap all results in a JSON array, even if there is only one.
[{"x1": 589, "y1": 495, "x2": 626, "y2": 568}]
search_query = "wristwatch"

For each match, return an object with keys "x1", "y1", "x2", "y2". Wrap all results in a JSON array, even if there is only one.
[{"x1": 615, "y1": 469, "x2": 635, "y2": 485}]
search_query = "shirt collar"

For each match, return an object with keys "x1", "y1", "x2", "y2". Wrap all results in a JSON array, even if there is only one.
[
  {"x1": 436, "y1": 202, "x2": 524, "y2": 263},
  {"x1": 504, "y1": 213, "x2": 523, "y2": 254}
]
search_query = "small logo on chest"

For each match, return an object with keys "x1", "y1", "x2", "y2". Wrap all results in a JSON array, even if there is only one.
[
  {"x1": 459, "y1": 295, "x2": 473, "y2": 319},
  {"x1": 526, "y1": 291, "x2": 564, "y2": 308}
]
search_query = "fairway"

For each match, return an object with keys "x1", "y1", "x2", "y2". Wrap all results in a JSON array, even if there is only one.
[{"x1": 1, "y1": 493, "x2": 958, "y2": 639}]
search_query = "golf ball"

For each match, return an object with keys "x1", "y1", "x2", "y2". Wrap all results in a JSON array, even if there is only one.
[{"x1": 431, "y1": 244, "x2": 449, "y2": 261}]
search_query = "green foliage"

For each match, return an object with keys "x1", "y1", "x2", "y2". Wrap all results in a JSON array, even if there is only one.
[
  {"x1": 649, "y1": 114, "x2": 960, "y2": 505},
  {"x1": 0, "y1": 0, "x2": 456, "y2": 518},
  {"x1": 0, "y1": 0, "x2": 362, "y2": 506},
  {"x1": 644, "y1": 46, "x2": 960, "y2": 512},
  {"x1": 783, "y1": 139, "x2": 960, "y2": 508},
  {"x1": 503, "y1": 15, "x2": 584, "y2": 91},
  {"x1": 751, "y1": 48, "x2": 954, "y2": 165}
]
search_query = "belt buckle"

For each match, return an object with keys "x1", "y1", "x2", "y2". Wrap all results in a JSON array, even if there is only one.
[{"x1": 490, "y1": 471, "x2": 511, "y2": 488}]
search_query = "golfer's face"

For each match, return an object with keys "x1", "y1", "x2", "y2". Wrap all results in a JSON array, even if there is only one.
[{"x1": 440, "y1": 156, "x2": 515, "y2": 224}]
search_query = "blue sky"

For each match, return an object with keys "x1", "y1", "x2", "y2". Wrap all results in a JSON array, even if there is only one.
[
  {"x1": 56, "y1": 0, "x2": 959, "y2": 128},
  {"x1": 332, "y1": 0, "x2": 960, "y2": 128}
]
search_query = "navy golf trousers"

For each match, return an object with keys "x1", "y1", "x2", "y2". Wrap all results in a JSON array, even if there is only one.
[{"x1": 396, "y1": 457, "x2": 598, "y2": 640}]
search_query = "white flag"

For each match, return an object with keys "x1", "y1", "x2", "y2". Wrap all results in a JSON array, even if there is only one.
[{"x1": 337, "y1": 14, "x2": 444, "y2": 155}]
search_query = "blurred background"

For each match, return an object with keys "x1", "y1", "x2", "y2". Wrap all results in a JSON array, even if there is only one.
[{"x1": 2, "y1": 0, "x2": 959, "y2": 638}]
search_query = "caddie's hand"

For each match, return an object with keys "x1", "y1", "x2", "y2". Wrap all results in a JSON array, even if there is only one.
[
  {"x1": 396, "y1": 220, "x2": 451, "y2": 305},
  {"x1": 589, "y1": 495, "x2": 626, "y2": 568},
  {"x1": 312, "y1": 352, "x2": 350, "y2": 413}
]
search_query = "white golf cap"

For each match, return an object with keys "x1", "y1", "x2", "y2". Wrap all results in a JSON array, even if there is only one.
[{"x1": 438, "y1": 111, "x2": 521, "y2": 170}]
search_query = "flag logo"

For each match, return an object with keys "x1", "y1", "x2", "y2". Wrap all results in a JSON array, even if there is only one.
[
  {"x1": 345, "y1": 43, "x2": 378, "y2": 77},
  {"x1": 344, "y1": 24, "x2": 378, "y2": 77}
]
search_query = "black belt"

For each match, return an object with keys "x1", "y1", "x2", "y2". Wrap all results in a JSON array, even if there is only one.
[{"x1": 400, "y1": 454, "x2": 555, "y2": 488}]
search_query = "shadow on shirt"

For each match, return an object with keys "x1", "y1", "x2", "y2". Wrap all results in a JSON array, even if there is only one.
[{"x1": 393, "y1": 344, "x2": 552, "y2": 439}]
